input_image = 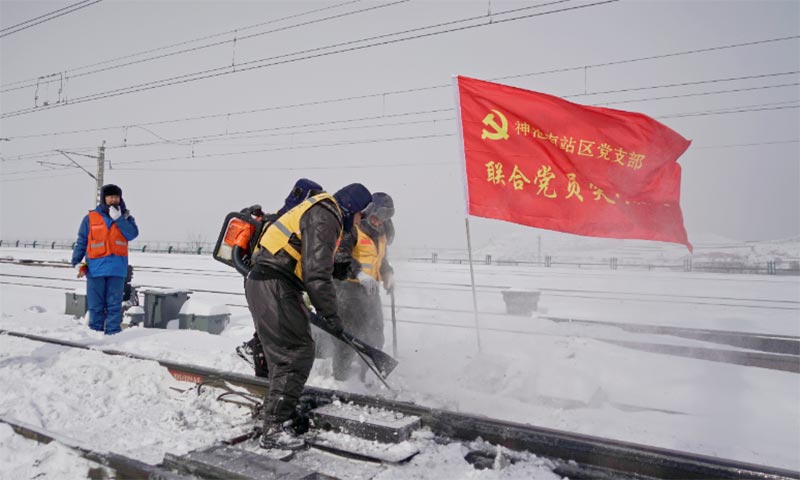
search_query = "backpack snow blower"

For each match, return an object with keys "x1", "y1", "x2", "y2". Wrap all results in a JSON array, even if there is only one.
[{"x1": 212, "y1": 212, "x2": 263, "y2": 276}]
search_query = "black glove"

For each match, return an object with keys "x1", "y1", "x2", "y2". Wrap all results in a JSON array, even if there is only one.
[
  {"x1": 332, "y1": 261, "x2": 350, "y2": 280},
  {"x1": 323, "y1": 314, "x2": 344, "y2": 336}
]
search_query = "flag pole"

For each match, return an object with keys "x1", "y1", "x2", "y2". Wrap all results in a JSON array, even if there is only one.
[
  {"x1": 464, "y1": 217, "x2": 482, "y2": 352},
  {"x1": 452, "y1": 75, "x2": 482, "y2": 352}
]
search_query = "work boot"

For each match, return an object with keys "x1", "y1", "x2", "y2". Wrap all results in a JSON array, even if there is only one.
[
  {"x1": 235, "y1": 342, "x2": 254, "y2": 369},
  {"x1": 259, "y1": 420, "x2": 306, "y2": 450}
]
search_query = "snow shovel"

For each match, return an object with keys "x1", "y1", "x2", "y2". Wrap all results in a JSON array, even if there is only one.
[{"x1": 309, "y1": 312, "x2": 399, "y2": 382}]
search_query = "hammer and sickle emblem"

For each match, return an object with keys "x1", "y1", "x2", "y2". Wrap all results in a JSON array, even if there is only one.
[{"x1": 481, "y1": 109, "x2": 509, "y2": 140}]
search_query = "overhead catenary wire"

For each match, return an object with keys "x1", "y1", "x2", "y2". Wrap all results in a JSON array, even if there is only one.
[
  {"x1": 4, "y1": 37, "x2": 797, "y2": 142},
  {"x1": 0, "y1": 0, "x2": 405, "y2": 93},
  {"x1": 0, "y1": 0, "x2": 619, "y2": 119},
  {"x1": 0, "y1": 0, "x2": 102, "y2": 39},
  {"x1": 3, "y1": 100, "x2": 797, "y2": 181},
  {"x1": 0, "y1": 0, "x2": 568, "y2": 94},
  {"x1": 2, "y1": 98, "x2": 797, "y2": 172},
  {"x1": 2, "y1": 12, "x2": 796, "y2": 175},
  {"x1": 0, "y1": 0, "x2": 364, "y2": 90},
  {"x1": 1, "y1": 0, "x2": 572, "y2": 94},
  {"x1": 3, "y1": 72, "x2": 797, "y2": 164},
  {"x1": 4, "y1": 136, "x2": 797, "y2": 182}
]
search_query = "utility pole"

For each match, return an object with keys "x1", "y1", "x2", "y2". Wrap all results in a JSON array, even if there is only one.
[
  {"x1": 537, "y1": 235, "x2": 542, "y2": 265},
  {"x1": 54, "y1": 141, "x2": 105, "y2": 207},
  {"x1": 95, "y1": 141, "x2": 105, "y2": 204}
]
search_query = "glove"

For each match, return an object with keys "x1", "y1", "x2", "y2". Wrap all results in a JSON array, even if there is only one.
[
  {"x1": 357, "y1": 271, "x2": 379, "y2": 296},
  {"x1": 383, "y1": 272, "x2": 395, "y2": 292},
  {"x1": 323, "y1": 314, "x2": 344, "y2": 336},
  {"x1": 109, "y1": 206, "x2": 121, "y2": 221},
  {"x1": 75, "y1": 263, "x2": 87, "y2": 278}
]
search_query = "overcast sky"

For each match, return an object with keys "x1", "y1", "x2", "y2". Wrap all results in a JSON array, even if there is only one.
[{"x1": 1, "y1": 0, "x2": 798, "y2": 251}]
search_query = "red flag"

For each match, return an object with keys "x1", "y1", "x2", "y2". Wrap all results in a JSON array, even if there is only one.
[{"x1": 455, "y1": 76, "x2": 692, "y2": 251}]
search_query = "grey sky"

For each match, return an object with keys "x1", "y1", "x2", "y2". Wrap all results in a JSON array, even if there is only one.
[{"x1": 1, "y1": 0, "x2": 798, "y2": 251}]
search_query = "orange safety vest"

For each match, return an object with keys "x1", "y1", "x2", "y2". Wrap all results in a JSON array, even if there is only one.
[{"x1": 87, "y1": 211, "x2": 129, "y2": 259}]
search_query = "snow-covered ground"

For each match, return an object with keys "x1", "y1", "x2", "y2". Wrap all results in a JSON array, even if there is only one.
[{"x1": 1, "y1": 246, "x2": 799, "y2": 478}]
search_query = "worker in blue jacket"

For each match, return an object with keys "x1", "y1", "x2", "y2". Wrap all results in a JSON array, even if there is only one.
[{"x1": 71, "y1": 184, "x2": 139, "y2": 334}]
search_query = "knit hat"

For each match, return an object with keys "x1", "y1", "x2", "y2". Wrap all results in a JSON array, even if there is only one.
[
  {"x1": 101, "y1": 184, "x2": 122, "y2": 198},
  {"x1": 333, "y1": 183, "x2": 372, "y2": 215},
  {"x1": 279, "y1": 178, "x2": 323, "y2": 215},
  {"x1": 333, "y1": 183, "x2": 372, "y2": 232}
]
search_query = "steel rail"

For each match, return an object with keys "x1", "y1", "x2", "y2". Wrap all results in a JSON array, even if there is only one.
[
  {"x1": 3, "y1": 257, "x2": 799, "y2": 306},
  {"x1": 3, "y1": 273, "x2": 800, "y2": 371},
  {"x1": 2, "y1": 328, "x2": 797, "y2": 480},
  {"x1": 2, "y1": 267, "x2": 798, "y2": 314},
  {"x1": 0, "y1": 415, "x2": 187, "y2": 479}
]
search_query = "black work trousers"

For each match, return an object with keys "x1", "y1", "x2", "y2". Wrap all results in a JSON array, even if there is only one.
[{"x1": 245, "y1": 273, "x2": 315, "y2": 424}]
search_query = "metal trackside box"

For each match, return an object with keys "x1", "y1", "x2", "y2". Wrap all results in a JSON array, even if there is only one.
[
  {"x1": 178, "y1": 301, "x2": 230, "y2": 335},
  {"x1": 140, "y1": 288, "x2": 191, "y2": 329},
  {"x1": 64, "y1": 291, "x2": 87, "y2": 318}
]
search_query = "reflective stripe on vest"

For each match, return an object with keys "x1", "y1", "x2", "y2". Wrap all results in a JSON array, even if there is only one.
[
  {"x1": 352, "y1": 225, "x2": 387, "y2": 282},
  {"x1": 257, "y1": 193, "x2": 340, "y2": 281},
  {"x1": 87, "y1": 211, "x2": 129, "y2": 259}
]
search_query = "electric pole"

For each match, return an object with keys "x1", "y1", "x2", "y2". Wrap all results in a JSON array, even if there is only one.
[
  {"x1": 54, "y1": 141, "x2": 105, "y2": 207},
  {"x1": 95, "y1": 141, "x2": 105, "y2": 204},
  {"x1": 537, "y1": 235, "x2": 542, "y2": 265}
]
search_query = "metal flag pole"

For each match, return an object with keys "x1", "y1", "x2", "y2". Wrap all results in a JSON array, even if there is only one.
[
  {"x1": 452, "y1": 74, "x2": 482, "y2": 353},
  {"x1": 464, "y1": 217, "x2": 482, "y2": 352}
]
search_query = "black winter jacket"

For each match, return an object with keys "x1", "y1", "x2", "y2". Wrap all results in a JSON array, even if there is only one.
[{"x1": 250, "y1": 199, "x2": 342, "y2": 318}]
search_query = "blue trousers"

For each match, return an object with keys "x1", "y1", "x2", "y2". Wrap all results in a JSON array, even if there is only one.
[{"x1": 87, "y1": 276, "x2": 125, "y2": 334}]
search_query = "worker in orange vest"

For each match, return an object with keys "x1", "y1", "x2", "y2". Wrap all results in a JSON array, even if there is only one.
[
  {"x1": 71, "y1": 184, "x2": 139, "y2": 334},
  {"x1": 331, "y1": 192, "x2": 395, "y2": 382}
]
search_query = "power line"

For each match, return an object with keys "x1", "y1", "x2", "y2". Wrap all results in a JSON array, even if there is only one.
[
  {"x1": 0, "y1": 0, "x2": 404, "y2": 93},
  {"x1": 570, "y1": 72, "x2": 799, "y2": 99},
  {"x1": 3, "y1": 72, "x2": 796, "y2": 163},
  {"x1": 110, "y1": 111, "x2": 454, "y2": 150},
  {"x1": 4, "y1": 134, "x2": 797, "y2": 183},
  {"x1": 4, "y1": 99, "x2": 797, "y2": 178},
  {"x1": 0, "y1": 0, "x2": 547, "y2": 93},
  {"x1": 2, "y1": 81, "x2": 796, "y2": 169},
  {"x1": 62, "y1": 82, "x2": 800, "y2": 149},
  {"x1": 0, "y1": 0, "x2": 91, "y2": 33},
  {"x1": 4, "y1": 36, "x2": 796, "y2": 141},
  {"x1": 1, "y1": 132, "x2": 456, "y2": 180},
  {"x1": 0, "y1": 0, "x2": 617, "y2": 119},
  {"x1": 692, "y1": 140, "x2": 798, "y2": 150},
  {"x1": 597, "y1": 82, "x2": 799, "y2": 106},
  {"x1": 0, "y1": 109, "x2": 452, "y2": 162},
  {"x1": 499, "y1": 35, "x2": 800, "y2": 82},
  {"x1": 659, "y1": 102, "x2": 799, "y2": 119},
  {"x1": 72, "y1": 102, "x2": 800, "y2": 168},
  {"x1": 115, "y1": 160, "x2": 456, "y2": 173},
  {"x1": 0, "y1": 0, "x2": 363, "y2": 90},
  {"x1": 0, "y1": 0, "x2": 102, "y2": 39},
  {"x1": 3, "y1": 0, "x2": 579, "y2": 94}
]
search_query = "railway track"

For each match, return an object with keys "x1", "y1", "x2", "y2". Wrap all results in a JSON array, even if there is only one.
[
  {"x1": 0, "y1": 416, "x2": 187, "y2": 480},
  {"x1": 2, "y1": 271, "x2": 799, "y2": 372},
  {"x1": 2, "y1": 329, "x2": 797, "y2": 480},
  {"x1": 3, "y1": 257, "x2": 798, "y2": 309}
]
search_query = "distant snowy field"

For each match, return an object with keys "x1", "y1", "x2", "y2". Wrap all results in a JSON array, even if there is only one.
[{"x1": 1, "y1": 246, "x2": 798, "y2": 477}]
